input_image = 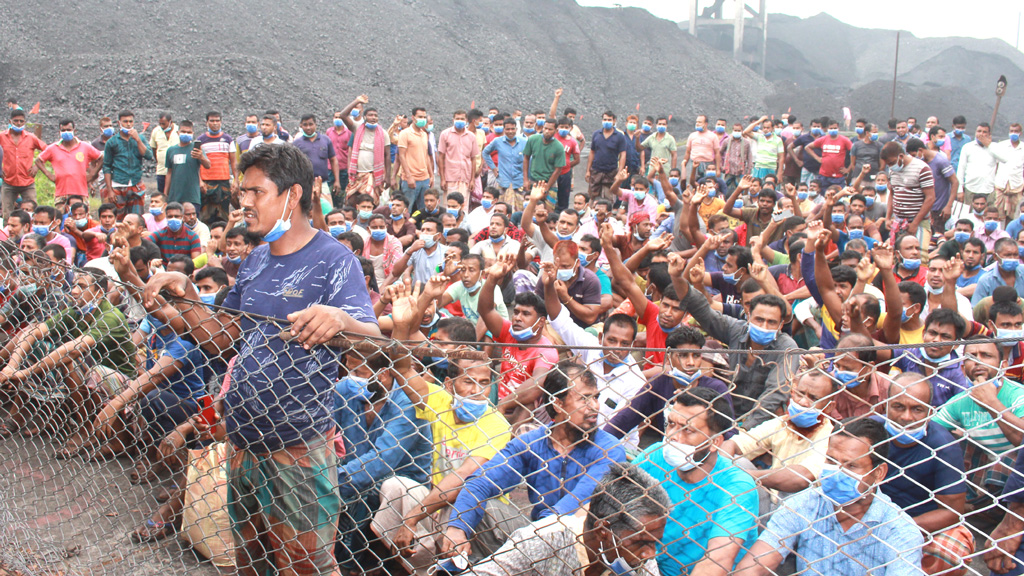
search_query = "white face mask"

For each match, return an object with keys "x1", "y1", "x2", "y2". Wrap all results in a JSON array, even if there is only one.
[{"x1": 662, "y1": 440, "x2": 709, "y2": 471}]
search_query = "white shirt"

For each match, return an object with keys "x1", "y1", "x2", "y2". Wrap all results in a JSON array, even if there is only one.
[
  {"x1": 995, "y1": 139, "x2": 1024, "y2": 189},
  {"x1": 189, "y1": 220, "x2": 211, "y2": 248},
  {"x1": 956, "y1": 140, "x2": 1008, "y2": 195},
  {"x1": 464, "y1": 206, "x2": 495, "y2": 236},
  {"x1": 548, "y1": 306, "x2": 646, "y2": 450},
  {"x1": 921, "y1": 290, "x2": 974, "y2": 323},
  {"x1": 248, "y1": 134, "x2": 285, "y2": 149}
]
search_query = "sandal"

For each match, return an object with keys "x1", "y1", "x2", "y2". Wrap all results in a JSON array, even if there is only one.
[
  {"x1": 130, "y1": 519, "x2": 171, "y2": 544},
  {"x1": 129, "y1": 461, "x2": 158, "y2": 485}
]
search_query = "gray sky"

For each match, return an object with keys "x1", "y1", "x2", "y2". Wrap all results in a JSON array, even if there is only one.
[{"x1": 579, "y1": 0, "x2": 1022, "y2": 49}]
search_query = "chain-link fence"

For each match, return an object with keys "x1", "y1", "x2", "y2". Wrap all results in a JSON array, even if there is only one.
[{"x1": 0, "y1": 243, "x2": 1022, "y2": 576}]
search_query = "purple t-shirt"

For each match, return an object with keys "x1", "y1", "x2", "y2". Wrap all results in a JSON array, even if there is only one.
[
  {"x1": 927, "y1": 152, "x2": 955, "y2": 213},
  {"x1": 604, "y1": 374, "x2": 733, "y2": 440},
  {"x1": 535, "y1": 267, "x2": 602, "y2": 327},
  {"x1": 292, "y1": 132, "x2": 337, "y2": 180},
  {"x1": 222, "y1": 231, "x2": 377, "y2": 452}
]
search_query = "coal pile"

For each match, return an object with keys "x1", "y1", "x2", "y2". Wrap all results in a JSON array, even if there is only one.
[{"x1": 0, "y1": 0, "x2": 772, "y2": 141}]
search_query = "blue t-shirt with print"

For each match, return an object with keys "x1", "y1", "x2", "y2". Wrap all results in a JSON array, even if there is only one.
[{"x1": 222, "y1": 231, "x2": 377, "y2": 452}]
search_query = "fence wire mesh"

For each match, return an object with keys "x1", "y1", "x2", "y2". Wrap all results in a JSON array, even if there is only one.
[{"x1": 0, "y1": 242, "x2": 1021, "y2": 576}]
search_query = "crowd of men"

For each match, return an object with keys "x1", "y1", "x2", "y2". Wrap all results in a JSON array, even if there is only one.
[{"x1": 4, "y1": 92, "x2": 1024, "y2": 576}]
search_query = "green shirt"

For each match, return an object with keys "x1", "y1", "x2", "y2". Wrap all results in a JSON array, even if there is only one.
[
  {"x1": 523, "y1": 134, "x2": 566, "y2": 182},
  {"x1": 934, "y1": 378, "x2": 1024, "y2": 455},
  {"x1": 753, "y1": 133, "x2": 784, "y2": 170},
  {"x1": 641, "y1": 133, "x2": 678, "y2": 164},
  {"x1": 164, "y1": 143, "x2": 203, "y2": 205},
  {"x1": 45, "y1": 299, "x2": 136, "y2": 377}
]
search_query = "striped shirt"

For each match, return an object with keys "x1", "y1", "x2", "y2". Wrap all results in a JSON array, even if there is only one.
[
  {"x1": 151, "y1": 227, "x2": 201, "y2": 261},
  {"x1": 196, "y1": 132, "x2": 234, "y2": 181},
  {"x1": 935, "y1": 378, "x2": 1024, "y2": 455},
  {"x1": 889, "y1": 155, "x2": 934, "y2": 220}
]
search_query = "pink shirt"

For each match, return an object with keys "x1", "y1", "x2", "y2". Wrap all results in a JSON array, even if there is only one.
[
  {"x1": 326, "y1": 125, "x2": 351, "y2": 166},
  {"x1": 437, "y1": 128, "x2": 479, "y2": 183},
  {"x1": 686, "y1": 130, "x2": 719, "y2": 163},
  {"x1": 26, "y1": 233, "x2": 74, "y2": 264},
  {"x1": 38, "y1": 140, "x2": 102, "y2": 198},
  {"x1": 144, "y1": 213, "x2": 168, "y2": 233},
  {"x1": 619, "y1": 188, "x2": 658, "y2": 224}
]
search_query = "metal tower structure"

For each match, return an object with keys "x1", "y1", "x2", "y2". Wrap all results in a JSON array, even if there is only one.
[{"x1": 687, "y1": 0, "x2": 768, "y2": 76}]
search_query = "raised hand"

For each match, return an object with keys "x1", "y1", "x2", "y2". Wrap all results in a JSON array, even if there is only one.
[
  {"x1": 599, "y1": 222, "x2": 616, "y2": 247},
  {"x1": 487, "y1": 252, "x2": 516, "y2": 280},
  {"x1": 688, "y1": 257, "x2": 706, "y2": 285},
  {"x1": 539, "y1": 261, "x2": 557, "y2": 286},
  {"x1": 388, "y1": 281, "x2": 423, "y2": 328},
  {"x1": 646, "y1": 234, "x2": 674, "y2": 252},
  {"x1": 872, "y1": 241, "x2": 895, "y2": 270},
  {"x1": 356, "y1": 94, "x2": 369, "y2": 104},
  {"x1": 423, "y1": 274, "x2": 450, "y2": 300},
  {"x1": 805, "y1": 219, "x2": 824, "y2": 239},
  {"x1": 529, "y1": 184, "x2": 546, "y2": 203},
  {"x1": 737, "y1": 175, "x2": 752, "y2": 191},
  {"x1": 691, "y1": 183, "x2": 707, "y2": 204},
  {"x1": 814, "y1": 229, "x2": 831, "y2": 250},
  {"x1": 943, "y1": 254, "x2": 964, "y2": 283},
  {"x1": 668, "y1": 252, "x2": 686, "y2": 277},
  {"x1": 782, "y1": 183, "x2": 797, "y2": 198},
  {"x1": 749, "y1": 261, "x2": 770, "y2": 283},
  {"x1": 855, "y1": 257, "x2": 877, "y2": 284}
]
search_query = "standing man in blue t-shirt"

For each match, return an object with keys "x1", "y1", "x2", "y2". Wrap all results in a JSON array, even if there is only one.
[
  {"x1": 586, "y1": 111, "x2": 628, "y2": 201},
  {"x1": 144, "y1": 144, "x2": 380, "y2": 576}
]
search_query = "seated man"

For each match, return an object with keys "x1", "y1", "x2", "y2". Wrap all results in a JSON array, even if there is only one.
[
  {"x1": 371, "y1": 281, "x2": 513, "y2": 571},
  {"x1": 605, "y1": 326, "x2": 732, "y2": 448},
  {"x1": 878, "y1": 372, "x2": 971, "y2": 576},
  {"x1": 734, "y1": 418, "x2": 925, "y2": 576},
  {"x1": 444, "y1": 361, "x2": 626, "y2": 560},
  {"x1": 669, "y1": 252, "x2": 800, "y2": 429},
  {"x1": 469, "y1": 463, "x2": 669, "y2": 576},
  {"x1": 721, "y1": 370, "x2": 836, "y2": 504},
  {"x1": 637, "y1": 386, "x2": 759, "y2": 576},
  {"x1": 828, "y1": 332, "x2": 890, "y2": 420},
  {"x1": 333, "y1": 345, "x2": 433, "y2": 572},
  {"x1": 936, "y1": 336, "x2": 1024, "y2": 516},
  {"x1": 0, "y1": 268, "x2": 135, "y2": 457},
  {"x1": 890, "y1": 308, "x2": 970, "y2": 406}
]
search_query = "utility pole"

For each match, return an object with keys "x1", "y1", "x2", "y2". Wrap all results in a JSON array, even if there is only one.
[{"x1": 890, "y1": 31, "x2": 900, "y2": 119}]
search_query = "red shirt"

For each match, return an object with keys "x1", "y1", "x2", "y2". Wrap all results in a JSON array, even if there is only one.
[
  {"x1": 495, "y1": 320, "x2": 558, "y2": 400},
  {"x1": 811, "y1": 135, "x2": 853, "y2": 178},
  {"x1": 485, "y1": 132, "x2": 498, "y2": 167},
  {"x1": 0, "y1": 130, "x2": 46, "y2": 187},
  {"x1": 555, "y1": 135, "x2": 579, "y2": 175},
  {"x1": 639, "y1": 300, "x2": 671, "y2": 368},
  {"x1": 38, "y1": 140, "x2": 102, "y2": 198}
]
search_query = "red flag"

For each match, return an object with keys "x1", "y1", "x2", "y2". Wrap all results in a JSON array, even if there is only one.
[
  {"x1": 787, "y1": 107, "x2": 792, "y2": 113},
  {"x1": 142, "y1": 122, "x2": 150, "y2": 132},
  {"x1": 668, "y1": 114, "x2": 673, "y2": 121},
  {"x1": 636, "y1": 103, "x2": 640, "y2": 111},
  {"x1": 471, "y1": 100, "x2": 475, "y2": 109},
  {"x1": 29, "y1": 102, "x2": 39, "y2": 114}
]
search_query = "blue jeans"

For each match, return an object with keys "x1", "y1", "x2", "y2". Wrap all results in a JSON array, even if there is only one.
[
  {"x1": 819, "y1": 175, "x2": 847, "y2": 189},
  {"x1": 401, "y1": 179, "x2": 430, "y2": 213}
]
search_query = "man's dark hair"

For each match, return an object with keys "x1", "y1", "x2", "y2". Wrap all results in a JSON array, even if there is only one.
[
  {"x1": 604, "y1": 313, "x2": 638, "y2": 342},
  {"x1": 225, "y1": 227, "x2": 261, "y2": 247},
  {"x1": 35, "y1": 205, "x2": 57, "y2": 223},
  {"x1": 924, "y1": 307, "x2": 966, "y2": 340},
  {"x1": 749, "y1": 294, "x2": 788, "y2": 318},
  {"x1": 585, "y1": 463, "x2": 670, "y2": 535},
  {"x1": 906, "y1": 138, "x2": 927, "y2": 154},
  {"x1": 300, "y1": 113, "x2": 316, "y2": 124},
  {"x1": 195, "y1": 266, "x2": 229, "y2": 287},
  {"x1": 837, "y1": 418, "x2": 888, "y2": 467},
  {"x1": 79, "y1": 266, "x2": 110, "y2": 292},
  {"x1": 446, "y1": 229, "x2": 470, "y2": 245},
  {"x1": 543, "y1": 360, "x2": 596, "y2": 419},
  {"x1": 672, "y1": 386, "x2": 733, "y2": 435},
  {"x1": 513, "y1": 291, "x2": 546, "y2": 318},
  {"x1": 579, "y1": 234, "x2": 601, "y2": 255},
  {"x1": 831, "y1": 264, "x2": 857, "y2": 287},
  {"x1": 206, "y1": 111, "x2": 221, "y2": 120},
  {"x1": 739, "y1": 278, "x2": 762, "y2": 295},
  {"x1": 727, "y1": 245, "x2": 753, "y2": 271},
  {"x1": 9, "y1": 209, "x2": 31, "y2": 224},
  {"x1": 898, "y1": 281, "x2": 927, "y2": 309},
  {"x1": 355, "y1": 256, "x2": 377, "y2": 292},
  {"x1": 42, "y1": 243, "x2": 67, "y2": 263},
  {"x1": 990, "y1": 300, "x2": 1024, "y2": 323},
  {"x1": 447, "y1": 240, "x2": 470, "y2": 258},
  {"x1": 117, "y1": 110, "x2": 134, "y2": 120},
  {"x1": 129, "y1": 245, "x2": 152, "y2": 266},
  {"x1": 237, "y1": 144, "x2": 313, "y2": 215},
  {"x1": 179, "y1": 120, "x2": 193, "y2": 129},
  {"x1": 666, "y1": 325, "x2": 706, "y2": 348},
  {"x1": 166, "y1": 202, "x2": 183, "y2": 213},
  {"x1": 952, "y1": 115, "x2": 966, "y2": 126},
  {"x1": 436, "y1": 317, "x2": 476, "y2": 344},
  {"x1": 168, "y1": 254, "x2": 195, "y2": 276},
  {"x1": 836, "y1": 332, "x2": 878, "y2": 363}
]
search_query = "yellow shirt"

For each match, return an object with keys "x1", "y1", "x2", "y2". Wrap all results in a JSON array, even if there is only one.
[
  {"x1": 415, "y1": 382, "x2": 511, "y2": 485},
  {"x1": 698, "y1": 197, "x2": 725, "y2": 226},
  {"x1": 877, "y1": 311, "x2": 925, "y2": 344},
  {"x1": 731, "y1": 417, "x2": 833, "y2": 478}
]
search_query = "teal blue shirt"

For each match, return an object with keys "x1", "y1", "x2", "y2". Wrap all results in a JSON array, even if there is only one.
[{"x1": 636, "y1": 442, "x2": 759, "y2": 576}]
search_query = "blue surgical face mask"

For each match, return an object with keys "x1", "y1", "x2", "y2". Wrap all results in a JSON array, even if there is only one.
[
  {"x1": 7, "y1": 124, "x2": 23, "y2": 133},
  {"x1": 833, "y1": 367, "x2": 861, "y2": 388},
  {"x1": 453, "y1": 394, "x2": 489, "y2": 422},
  {"x1": 787, "y1": 400, "x2": 820, "y2": 428},
  {"x1": 715, "y1": 125, "x2": 726, "y2": 134},
  {"x1": 721, "y1": 271, "x2": 739, "y2": 285},
  {"x1": 954, "y1": 129, "x2": 964, "y2": 136},
  {"x1": 578, "y1": 253, "x2": 590, "y2": 267},
  {"x1": 150, "y1": 207, "x2": 163, "y2": 216},
  {"x1": 245, "y1": 123, "x2": 259, "y2": 134},
  {"x1": 454, "y1": 120, "x2": 467, "y2": 130},
  {"x1": 642, "y1": 124, "x2": 652, "y2": 133},
  {"x1": 656, "y1": 125, "x2": 667, "y2": 134},
  {"x1": 344, "y1": 376, "x2": 372, "y2": 401},
  {"x1": 466, "y1": 280, "x2": 483, "y2": 294},
  {"x1": 798, "y1": 192, "x2": 808, "y2": 201},
  {"x1": 848, "y1": 229, "x2": 864, "y2": 240},
  {"x1": 370, "y1": 229, "x2": 387, "y2": 242},
  {"x1": 828, "y1": 128, "x2": 839, "y2": 137},
  {"x1": 865, "y1": 196, "x2": 875, "y2": 207},
  {"x1": 1012, "y1": 133, "x2": 1021, "y2": 143},
  {"x1": 884, "y1": 418, "x2": 927, "y2": 444},
  {"x1": 985, "y1": 220, "x2": 1000, "y2": 232},
  {"x1": 733, "y1": 200, "x2": 744, "y2": 210},
  {"x1": 523, "y1": 128, "x2": 536, "y2": 135},
  {"x1": 364, "y1": 122, "x2": 378, "y2": 130},
  {"x1": 902, "y1": 258, "x2": 921, "y2": 271},
  {"x1": 350, "y1": 109, "x2": 361, "y2": 119},
  {"x1": 1002, "y1": 259, "x2": 1020, "y2": 272},
  {"x1": 602, "y1": 121, "x2": 614, "y2": 130},
  {"x1": 536, "y1": 119, "x2": 546, "y2": 128},
  {"x1": 329, "y1": 225, "x2": 346, "y2": 238},
  {"x1": 60, "y1": 131, "x2": 74, "y2": 142},
  {"x1": 102, "y1": 127, "x2": 115, "y2": 137},
  {"x1": 32, "y1": 224, "x2": 51, "y2": 237},
  {"x1": 178, "y1": 133, "x2": 193, "y2": 144},
  {"x1": 493, "y1": 125, "x2": 504, "y2": 135},
  {"x1": 820, "y1": 464, "x2": 871, "y2": 505},
  {"x1": 731, "y1": 130, "x2": 742, "y2": 139},
  {"x1": 490, "y1": 234, "x2": 505, "y2": 243},
  {"x1": 262, "y1": 190, "x2": 294, "y2": 243},
  {"x1": 333, "y1": 118, "x2": 344, "y2": 128},
  {"x1": 875, "y1": 183, "x2": 887, "y2": 193},
  {"x1": 748, "y1": 322, "x2": 777, "y2": 345},
  {"x1": 555, "y1": 231, "x2": 573, "y2": 241},
  {"x1": 855, "y1": 127, "x2": 865, "y2": 135},
  {"x1": 446, "y1": 208, "x2": 460, "y2": 217},
  {"x1": 831, "y1": 213, "x2": 845, "y2": 224},
  {"x1": 358, "y1": 209, "x2": 373, "y2": 221},
  {"x1": 954, "y1": 231, "x2": 971, "y2": 243},
  {"x1": 200, "y1": 293, "x2": 217, "y2": 306},
  {"x1": 870, "y1": 133, "x2": 879, "y2": 141},
  {"x1": 811, "y1": 127, "x2": 823, "y2": 136},
  {"x1": 633, "y1": 189, "x2": 646, "y2": 202},
  {"x1": 670, "y1": 368, "x2": 701, "y2": 385},
  {"x1": 706, "y1": 187, "x2": 717, "y2": 198},
  {"x1": 165, "y1": 218, "x2": 183, "y2": 232},
  {"x1": 556, "y1": 267, "x2": 575, "y2": 282},
  {"x1": 227, "y1": 255, "x2": 243, "y2": 264},
  {"x1": 509, "y1": 319, "x2": 540, "y2": 342},
  {"x1": 669, "y1": 177, "x2": 680, "y2": 187},
  {"x1": 600, "y1": 532, "x2": 643, "y2": 576},
  {"x1": 558, "y1": 128, "x2": 569, "y2": 138},
  {"x1": 481, "y1": 199, "x2": 493, "y2": 210},
  {"x1": 75, "y1": 218, "x2": 88, "y2": 228}
]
